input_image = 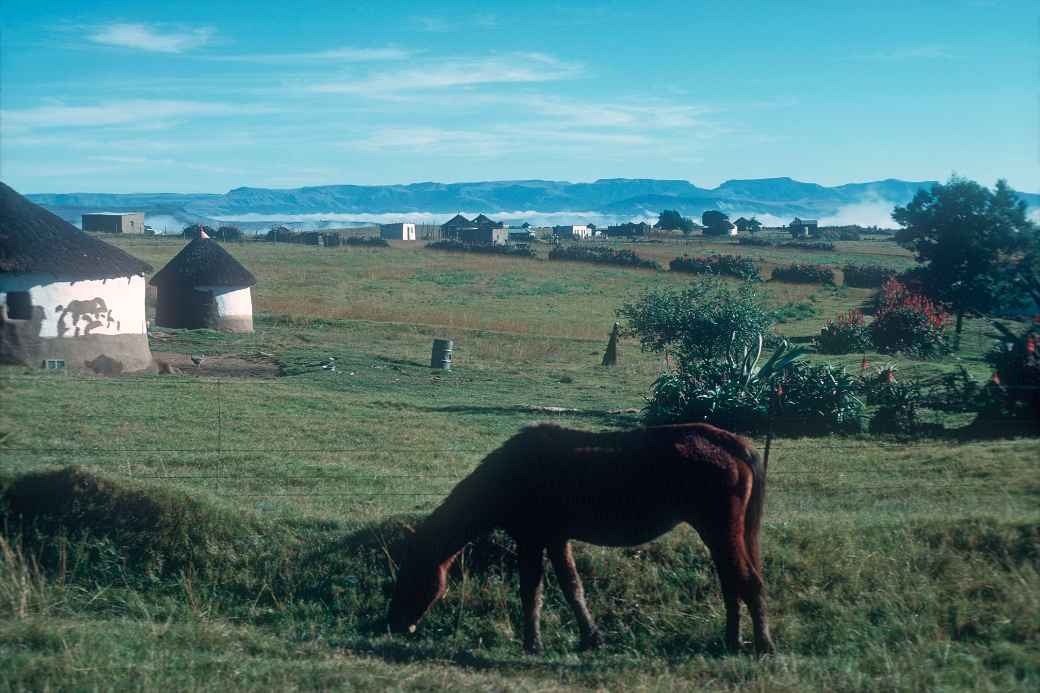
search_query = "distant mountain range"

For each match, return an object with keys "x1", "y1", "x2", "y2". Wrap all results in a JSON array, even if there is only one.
[{"x1": 26, "y1": 177, "x2": 1040, "y2": 229}]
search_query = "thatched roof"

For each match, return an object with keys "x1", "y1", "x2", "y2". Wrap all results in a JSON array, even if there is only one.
[
  {"x1": 149, "y1": 237, "x2": 256, "y2": 288},
  {"x1": 0, "y1": 182, "x2": 152, "y2": 279}
]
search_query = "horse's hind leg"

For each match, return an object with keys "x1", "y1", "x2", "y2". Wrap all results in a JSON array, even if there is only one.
[
  {"x1": 705, "y1": 524, "x2": 774, "y2": 655},
  {"x1": 518, "y1": 541, "x2": 546, "y2": 654},
  {"x1": 706, "y1": 539, "x2": 744, "y2": 653},
  {"x1": 548, "y1": 540, "x2": 603, "y2": 650}
]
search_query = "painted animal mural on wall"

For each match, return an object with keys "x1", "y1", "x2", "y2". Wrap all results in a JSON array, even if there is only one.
[{"x1": 54, "y1": 298, "x2": 120, "y2": 337}]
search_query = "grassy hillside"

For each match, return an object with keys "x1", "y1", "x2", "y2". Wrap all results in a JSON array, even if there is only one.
[{"x1": 1, "y1": 235, "x2": 1037, "y2": 691}]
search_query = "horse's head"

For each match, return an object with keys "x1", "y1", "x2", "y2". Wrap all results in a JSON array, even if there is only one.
[{"x1": 386, "y1": 550, "x2": 450, "y2": 635}]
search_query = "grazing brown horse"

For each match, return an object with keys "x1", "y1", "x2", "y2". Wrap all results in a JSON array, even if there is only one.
[{"x1": 387, "y1": 422, "x2": 775, "y2": 655}]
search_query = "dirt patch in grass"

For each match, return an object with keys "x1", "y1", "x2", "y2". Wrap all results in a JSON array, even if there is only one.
[{"x1": 152, "y1": 351, "x2": 280, "y2": 379}]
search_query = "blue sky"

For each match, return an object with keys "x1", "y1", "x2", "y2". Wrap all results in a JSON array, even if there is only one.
[{"x1": 1, "y1": 0, "x2": 1036, "y2": 194}]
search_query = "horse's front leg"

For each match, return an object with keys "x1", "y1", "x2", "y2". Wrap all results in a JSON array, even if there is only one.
[
  {"x1": 548, "y1": 540, "x2": 603, "y2": 650},
  {"x1": 518, "y1": 541, "x2": 546, "y2": 654}
]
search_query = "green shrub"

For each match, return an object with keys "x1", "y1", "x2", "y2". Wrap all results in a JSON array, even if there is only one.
[
  {"x1": 345, "y1": 236, "x2": 390, "y2": 247},
  {"x1": 816, "y1": 309, "x2": 872, "y2": 354},
  {"x1": 816, "y1": 226, "x2": 863, "y2": 241},
  {"x1": 645, "y1": 356, "x2": 864, "y2": 435},
  {"x1": 738, "y1": 236, "x2": 773, "y2": 247},
  {"x1": 668, "y1": 254, "x2": 760, "y2": 281},
  {"x1": 215, "y1": 225, "x2": 244, "y2": 241},
  {"x1": 549, "y1": 245, "x2": 659, "y2": 269},
  {"x1": 619, "y1": 279, "x2": 774, "y2": 363},
  {"x1": 843, "y1": 264, "x2": 896, "y2": 288},
  {"x1": 771, "y1": 263, "x2": 836, "y2": 285},
  {"x1": 771, "y1": 301, "x2": 818, "y2": 324},
  {"x1": 182, "y1": 224, "x2": 216, "y2": 239},
  {"x1": 867, "y1": 377, "x2": 921, "y2": 434},
  {"x1": 780, "y1": 241, "x2": 835, "y2": 251},
  {"x1": 982, "y1": 321, "x2": 1040, "y2": 421}
]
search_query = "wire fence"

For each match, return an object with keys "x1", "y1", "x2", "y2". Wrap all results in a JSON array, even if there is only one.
[{"x1": 3, "y1": 374, "x2": 1037, "y2": 506}]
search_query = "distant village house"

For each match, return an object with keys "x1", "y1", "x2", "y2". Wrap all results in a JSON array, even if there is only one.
[
  {"x1": 553, "y1": 225, "x2": 592, "y2": 240},
  {"x1": 789, "y1": 218, "x2": 819, "y2": 238},
  {"x1": 380, "y1": 223, "x2": 417, "y2": 241},
  {"x1": 82, "y1": 212, "x2": 145, "y2": 234},
  {"x1": 440, "y1": 214, "x2": 508, "y2": 244},
  {"x1": 734, "y1": 217, "x2": 762, "y2": 233}
]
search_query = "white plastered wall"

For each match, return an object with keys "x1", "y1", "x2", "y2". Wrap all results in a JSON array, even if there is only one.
[
  {"x1": 0, "y1": 274, "x2": 147, "y2": 338},
  {"x1": 196, "y1": 286, "x2": 253, "y2": 318}
]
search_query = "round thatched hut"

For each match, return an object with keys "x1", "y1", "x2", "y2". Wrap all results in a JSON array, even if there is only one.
[
  {"x1": 0, "y1": 182, "x2": 154, "y2": 372},
  {"x1": 150, "y1": 235, "x2": 256, "y2": 332}
]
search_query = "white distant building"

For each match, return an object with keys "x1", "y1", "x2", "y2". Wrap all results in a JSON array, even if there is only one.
[
  {"x1": 82, "y1": 212, "x2": 146, "y2": 234},
  {"x1": 380, "y1": 223, "x2": 417, "y2": 241},
  {"x1": 553, "y1": 225, "x2": 592, "y2": 240},
  {"x1": 1, "y1": 183, "x2": 154, "y2": 372}
]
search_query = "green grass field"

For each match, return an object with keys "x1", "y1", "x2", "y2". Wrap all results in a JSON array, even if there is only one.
[{"x1": 1, "y1": 236, "x2": 1037, "y2": 691}]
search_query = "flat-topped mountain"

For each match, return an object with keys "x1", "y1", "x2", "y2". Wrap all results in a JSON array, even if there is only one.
[{"x1": 26, "y1": 177, "x2": 1040, "y2": 226}]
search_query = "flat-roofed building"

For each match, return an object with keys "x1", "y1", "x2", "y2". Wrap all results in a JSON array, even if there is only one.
[
  {"x1": 82, "y1": 212, "x2": 146, "y2": 234},
  {"x1": 553, "y1": 224, "x2": 592, "y2": 240},
  {"x1": 380, "y1": 223, "x2": 417, "y2": 240}
]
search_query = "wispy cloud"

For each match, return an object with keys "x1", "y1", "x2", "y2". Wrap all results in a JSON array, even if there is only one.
[
  {"x1": 857, "y1": 44, "x2": 953, "y2": 62},
  {"x1": 213, "y1": 46, "x2": 411, "y2": 64},
  {"x1": 347, "y1": 124, "x2": 653, "y2": 158},
  {"x1": 86, "y1": 23, "x2": 216, "y2": 53},
  {"x1": 2, "y1": 99, "x2": 272, "y2": 130},
  {"x1": 308, "y1": 53, "x2": 582, "y2": 96},
  {"x1": 411, "y1": 12, "x2": 499, "y2": 32}
]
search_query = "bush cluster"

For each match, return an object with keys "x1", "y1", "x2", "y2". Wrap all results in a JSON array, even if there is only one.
[
  {"x1": 843, "y1": 264, "x2": 897, "y2": 288},
  {"x1": 668, "y1": 254, "x2": 760, "y2": 281},
  {"x1": 738, "y1": 236, "x2": 773, "y2": 247},
  {"x1": 816, "y1": 309, "x2": 872, "y2": 354},
  {"x1": 869, "y1": 279, "x2": 951, "y2": 358},
  {"x1": 816, "y1": 226, "x2": 863, "y2": 241},
  {"x1": 781, "y1": 241, "x2": 836, "y2": 251},
  {"x1": 182, "y1": 224, "x2": 215, "y2": 240},
  {"x1": 645, "y1": 359, "x2": 864, "y2": 435},
  {"x1": 619, "y1": 280, "x2": 774, "y2": 364},
  {"x1": 771, "y1": 301, "x2": 817, "y2": 324},
  {"x1": 983, "y1": 321, "x2": 1040, "y2": 421},
  {"x1": 214, "y1": 225, "x2": 244, "y2": 241},
  {"x1": 427, "y1": 240, "x2": 536, "y2": 257},
  {"x1": 345, "y1": 236, "x2": 390, "y2": 247},
  {"x1": 771, "y1": 263, "x2": 836, "y2": 285},
  {"x1": 549, "y1": 245, "x2": 659, "y2": 269}
]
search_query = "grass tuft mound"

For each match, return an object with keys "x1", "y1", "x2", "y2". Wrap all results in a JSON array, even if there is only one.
[{"x1": 0, "y1": 467, "x2": 290, "y2": 585}]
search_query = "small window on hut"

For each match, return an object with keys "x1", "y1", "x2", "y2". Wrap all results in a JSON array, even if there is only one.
[{"x1": 6, "y1": 291, "x2": 32, "y2": 320}]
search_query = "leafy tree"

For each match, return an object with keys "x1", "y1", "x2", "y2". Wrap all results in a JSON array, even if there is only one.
[
  {"x1": 655, "y1": 209, "x2": 695, "y2": 233},
  {"x1": 702, "y1": 210, "x2": 735, "y2": 236},
  {"x1": 892, "y1": 177, "x2": 1035, "y2": 338},
  {"x1": 618, "y1": 278, "x2": 774, "y2": 364},
  {"x1": 182, "y1": 224, "x2": 215, "y2": 239}
]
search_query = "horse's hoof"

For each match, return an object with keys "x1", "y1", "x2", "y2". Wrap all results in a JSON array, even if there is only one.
[
  {"x1": 524, "y1": 641, "x2": 543, "y2": 655},
  {"x1": 579, "y1": 630, "x2": 604, "y2": 651},
  {"x1": 755, "y1": 639, "x2": 776, "y2": 657}
]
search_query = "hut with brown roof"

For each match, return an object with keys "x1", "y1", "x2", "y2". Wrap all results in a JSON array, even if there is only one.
[
  {"x1": 150, "y1": 233, "x2": 257, "y2": 332},
  {"x1": 0, "y1": 182, "x2": 154, "y2": 372}
]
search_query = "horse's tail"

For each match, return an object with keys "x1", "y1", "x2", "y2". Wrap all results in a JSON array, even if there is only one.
[{"x1": 743, "y1": 445, "x2": 767, "y2": 577}]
